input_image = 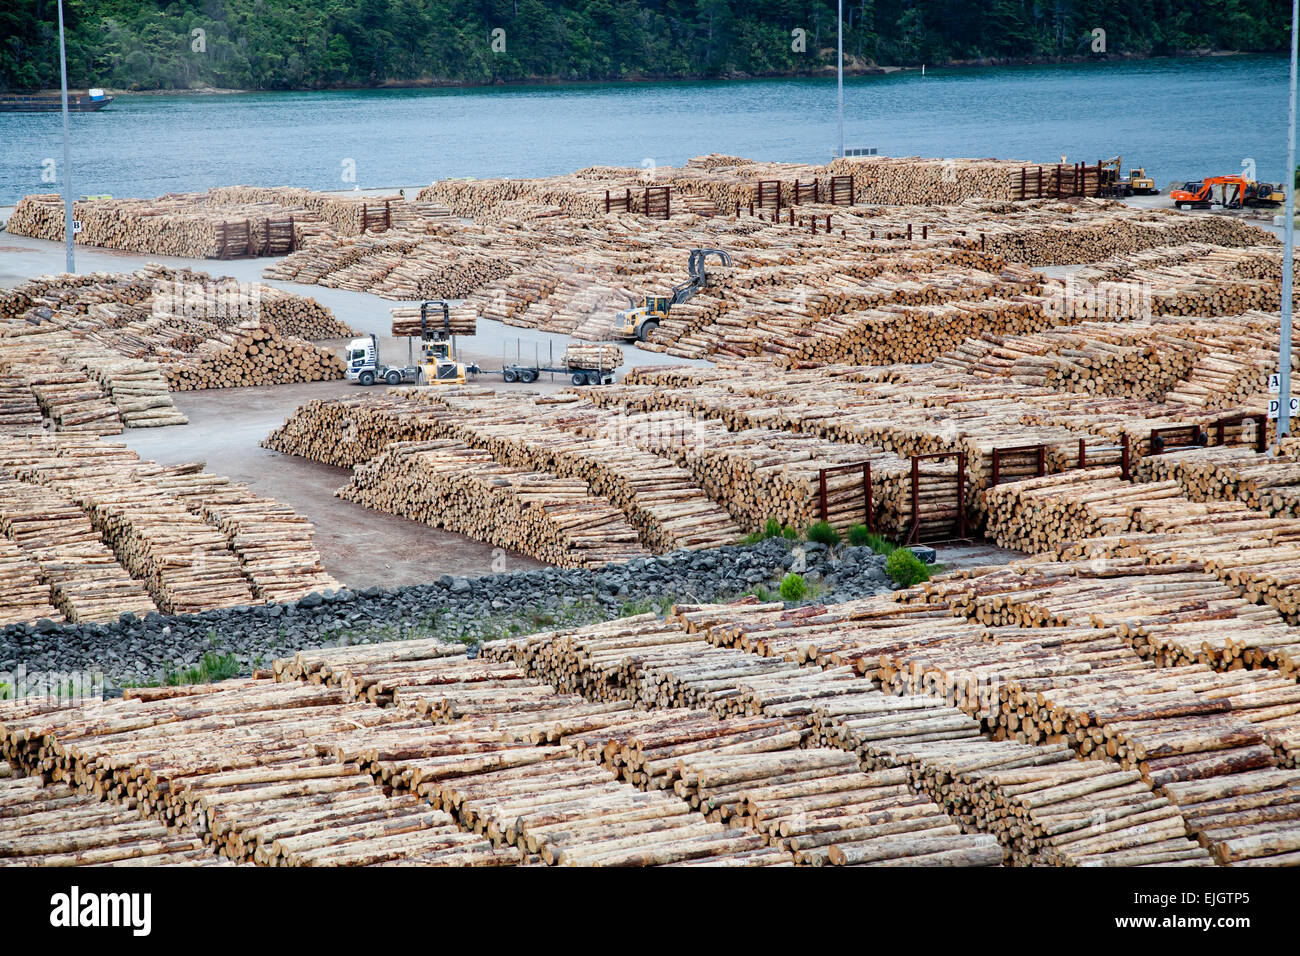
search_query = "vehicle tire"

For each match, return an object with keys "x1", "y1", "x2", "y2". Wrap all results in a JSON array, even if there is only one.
[
  {"x1": 637, "y1": 320, "x2": 659, "y2": 342},
  {"x1": 358, "y1": 370, "x2": 376, "y2": 386},
  {"x1": 503, "y1": 369, "x2": 518, "y2": 383},
  {"x1": 385, "y1": 370, "x2": 402, "y2": 386},
  {"x1": 572, "y1": 372, "x2": 587, "y2": 385},
  {"x1": 1174, "y1": 202, "x2": 1184, "y2": 209},
  {"x1": 521, "y1": 369, "x2": 538, "y2": 383}
]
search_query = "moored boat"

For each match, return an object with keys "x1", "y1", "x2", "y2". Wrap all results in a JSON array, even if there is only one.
[{"x1": 0, "y1": 88, "x2": 114, "y2": 112}]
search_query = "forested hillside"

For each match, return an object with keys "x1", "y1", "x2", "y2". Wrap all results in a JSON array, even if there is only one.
[{"x1": 1, "y1": 0, "x2": 1288, "y2": 91}]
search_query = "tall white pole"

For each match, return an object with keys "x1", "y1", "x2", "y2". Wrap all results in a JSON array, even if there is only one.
[
  {"x1": 837, "y1": 0, "x2": 844, "y2": 158},
  {"x1": 1280, "y1": 0, "x2": 1297, "y2": 446},
  {"x1": 57, "y1": 0, "x2": 75, "y2": 274}
]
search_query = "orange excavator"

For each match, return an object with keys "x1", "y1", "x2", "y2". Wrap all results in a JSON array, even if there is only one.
[{"x1": 1171, "y1": 175, "x2": 1285, "y2": 209}]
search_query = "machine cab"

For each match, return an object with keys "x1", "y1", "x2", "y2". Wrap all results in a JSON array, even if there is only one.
[{"x1": 344, "y1": 337, "x2": 376, "y2": 380}]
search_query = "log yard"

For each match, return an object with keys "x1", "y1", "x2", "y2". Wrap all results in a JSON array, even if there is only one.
[
  {"x1": 1, "y1": 150, "x2": 1297, "y2": 888},
  {"x1": 4, "y1": 46, "x2": 1300, "y2": 938}
]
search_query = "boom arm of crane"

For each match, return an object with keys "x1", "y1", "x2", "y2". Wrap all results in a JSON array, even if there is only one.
[{"x1": 670, "y1": 248, "x2": 733, "y2": 306}]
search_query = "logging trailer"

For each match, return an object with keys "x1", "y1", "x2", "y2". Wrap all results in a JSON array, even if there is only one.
[
  {"x1": 615, "y1": 248, "x2": 732, "y2": 342},
  {"x1": 345, "y1": 300, "x2": 472, "y2": 386}
]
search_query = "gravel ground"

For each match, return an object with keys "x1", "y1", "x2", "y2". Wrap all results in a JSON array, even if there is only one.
[{"x1": 0, "y1": 538, "x2": 905, "y2": 693}]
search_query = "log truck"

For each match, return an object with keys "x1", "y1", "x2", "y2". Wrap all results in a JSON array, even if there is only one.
[{"x1": 345, "y1": 300, "x2": 474, "y2": 386}]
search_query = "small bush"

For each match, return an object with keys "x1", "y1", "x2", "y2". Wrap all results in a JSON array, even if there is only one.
[
  {"x1": 781, "y1": 526, "x2": 799, "y2": 539},
  {"x1": 805, "y1": 521, "x2": 841, "y2": 546},
  {"x1": 763, "y1": 517, "x2": 783, "y2": 538},
  {"x1": 885, "y1": 548, "x2": 931, "y2": 588},
  {"x1": 779, "y1": 572, "x2": 807, "y2": 601},
  {"x1": 847, "y1": 524, "x2": 873, "y2": 547}
]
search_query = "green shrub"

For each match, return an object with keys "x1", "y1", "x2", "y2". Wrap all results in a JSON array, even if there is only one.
[
  {"x1": 805, "y1": 520, "x2": 841, "y2": 546},
  {"x1": 885, "y1": 548, "x2": 930, "y2": 588},
  {"x1": 779, "y1": 572, "x2": 807, "y2": 601},
  {"x1": 763, "y1": 517, "x2": 783, "y2": 538},
  {"x1": 847, "y1": 524, "x2": 873, "y2": 547},
  {"x1": 781, "y1": 526, "x2": 799, "y2": 539}
]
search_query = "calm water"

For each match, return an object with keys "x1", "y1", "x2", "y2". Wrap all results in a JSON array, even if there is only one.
[{"x1": 0, "y1": 56, "x2": 1291, "y2": 205}]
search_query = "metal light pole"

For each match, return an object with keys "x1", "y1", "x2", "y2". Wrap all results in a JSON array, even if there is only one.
[
  {"x1": 836, "y1": 0, "x2": 844, "y2": 159},
  {"x1": 1279, "y1": 0, "x2": 1298, "y2": 447},
  {"x1": 57, "y1": 0, "x2": 75, "y2": 274}
]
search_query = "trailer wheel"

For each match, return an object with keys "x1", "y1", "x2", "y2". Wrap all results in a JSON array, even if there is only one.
[
  {"x1": 572, "y1": 372, "x2": 587, "y2": 386},
  {"x1": 385, "y1": 370, "x2": 402, "y2": 386},
  {"x1": 521, "y1": 369, "x2": 538, "y2": 383},
  {"x1": 358, "y1": 370, "x2": 376, "y2": 386},
  {"x1": 503, "y1": 369, "x2": 518, "y2": 383}
]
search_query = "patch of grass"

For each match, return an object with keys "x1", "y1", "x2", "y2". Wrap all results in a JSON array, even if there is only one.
[
  {"x1": 847, "y1": 524, "x2": 873, "y2": 547},
  {"x1": 619, "y1": 597, "x2": 656, "y2": 617},
  {"x1": 165, "y1": 650, "x2": 241, "y2": 687},
  {"x1": 862, "y1": 533, "x2": 899, "y2": 556},
  {"x1": 885, "y1": 549, "x2": 931, "y2": 588},
  {"x1": 742, "y1": 517, "x2": 801, "y2": 544},
  {"x1": 779, "y1": 572, "x2": 807, "y2": 602},
  {"x1": 805, "y1": 521, "x2": 841, "y2": 546},
  {"x1": 745, "y1": 584, "x2": 779, "y2": 603},
  {"x1": 0, "y1": 681, "x2": 10, "y2": 700}
]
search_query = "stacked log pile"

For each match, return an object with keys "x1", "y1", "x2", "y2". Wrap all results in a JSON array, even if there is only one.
[
  {"x1": 65, "y1": 349, "x2": 188, "y2": 427},
  {"x1": 257, "y1": 288, "x2": 355, "y2": 339},
  {"x1": 390, "y1": 304, "x2": 478, "y2": 337},
  {"x1": 267, "y1": 390, "x2": 743, "y2": 553},
  {"x1": 0, "y1": 769, "x2": 229, "y2": 866},
  {"x1": 0, "y1": 476, "x2": 158, "y2": 622},
  {"x1": 0, "y1": 681, "x2": 518, "y2": 867},
  {"x1": 6, "y1": 193, "x2": 319, "y2": 258},
  {"x1": 512, "y1": 607, "x2": 1211, "y2": 865},
  {"x1": 163, "y1": 321, "x2": 343, "y2": 390},
  {"x1": 340, "y1": 439, "x2": 650, "y2": 569},
  {"x1": 0, "y1": 537, "x2": 61, "y2": 626},
  {"x1": 933, "y1": 322, "x2": 1203, "y2": 401},
  {"x1": 262, "y1": 394, "x2": 440, "y2": 467},
  {"x1": 1136, "y1": 445, "x2": 1300, "y2": 518},
  {"x1": 0, "y1": 434, "x2": 335, "y2": 616},
  {"x1": 827, "y1": 156, "x2": 1029, "y2": 204},
  {"x1": 982, "y1": 466, "x2": 1300, "y2": 632},
  {"x1": 687, "y1": 596, "x2": 1296, "y2": 863},
  {"x1": 5, "y1": 187, "x2": 405, "y2": 259},
  {"x1": 562, "y1": 344, "x2": 623, "y2": 370},
  {"x1": 1, "y1": 267, "x2": 345, "y2": 407},
  {"x1": 152, "y1": 469, "x2": 340, "y2": 603},
  {"x1": 578, "y1": 406, "x2": 910, "y2": 535}
]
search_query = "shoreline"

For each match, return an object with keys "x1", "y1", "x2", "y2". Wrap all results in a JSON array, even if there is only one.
[{"x1": 10, "y1": 49, "x2": 1266, "y2": 98}]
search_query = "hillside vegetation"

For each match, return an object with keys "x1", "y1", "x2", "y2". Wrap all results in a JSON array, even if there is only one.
[{"x1": 1, "y1": 0, "x2": 1287, "y2": 91}]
